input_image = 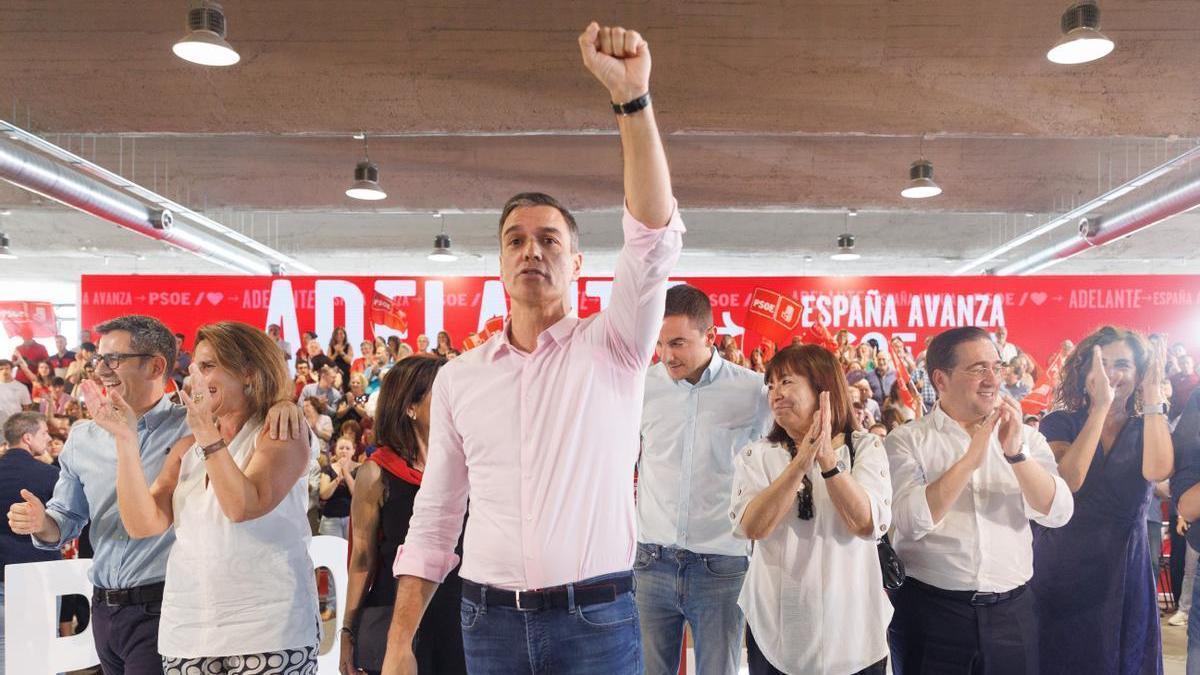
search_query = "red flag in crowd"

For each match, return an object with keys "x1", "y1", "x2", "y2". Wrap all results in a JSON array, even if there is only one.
[
  {"x1": 744, "y1": 288, "x2": 804, "y2": 347},
  {"x1": 0, "y1": 301, "x2": 58, "y2": 338},
  {"x1": 461, "y1": 315, "x2": 506, "y2": 352},
  {"x1": 889, "y1": 342, "x2": 918, "y2": 409},
  {"x1": 801, "y1": 320, "x2": 839, "y2": 354},
  {"x1": 1020, "y1": 353, "x2": 1055, "y2": 416},
  {"x1": 370, "y1": 292, "x2": 409, "y2": 333},
  {"x1": 759, "y1": 338, "x2": 777, "y2": 360}
]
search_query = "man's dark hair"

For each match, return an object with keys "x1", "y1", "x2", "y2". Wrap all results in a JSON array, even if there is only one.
[
  {"x1": 79, "y1": 342, "x2": 96, "y2": 354},
  {"x1": 0, "y1": 359, "x2": 12, "y2": 369},
  {"x1": 498, "y1": 192, "x2": 580, "y2": 252},
  {"x1": 664, "y1": 284, "x2": 713, "y2": 329},
  {"x1": 3, "y1": 411, "x2": 44, "y2": 447},
  {"x1": 925, "y1": 326, "x2": 992, "y2": 393},
  {"x1": 51, "y1": 377, "x2": 66, "y2": 387},
  {"x1": 95, "y1": 315, "x2": 177, "y2": 381}
]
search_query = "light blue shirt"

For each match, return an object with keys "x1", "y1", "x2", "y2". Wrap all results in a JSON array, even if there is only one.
[
  {"x1": 34, "y1": 395, "x2": 188, "y2": 589},
  {"x1": 638, "y1": 350, "x2": 771, "y2": 556}
]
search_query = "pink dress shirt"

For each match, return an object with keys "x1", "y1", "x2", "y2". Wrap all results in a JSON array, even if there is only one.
[{"x1": 393, "y1": 206, "x2": 685, "y2": 590}]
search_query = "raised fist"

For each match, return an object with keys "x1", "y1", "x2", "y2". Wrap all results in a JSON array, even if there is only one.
[{"x1": 578, "y1": 22, "x2": 651, "y2": 104}]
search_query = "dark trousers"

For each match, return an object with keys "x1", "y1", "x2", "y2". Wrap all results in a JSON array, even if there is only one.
[
  {"x1": 888, "y1": 578, "x2": 1039, "y2": 675},
  {"x1": 91, "y1": 596, "x2": 164, "y2": 675},
  {"x1": 746, "y1": 625, "x2": 887, "y2": 675}
]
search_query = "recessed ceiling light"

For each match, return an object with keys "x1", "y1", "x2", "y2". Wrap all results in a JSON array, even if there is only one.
[
  {"x1": 901, "y1": 159, "x2": 942, "y2": 199},
  {"x1": 172, "y1": 1, "x2": 241, "y2": 67},
  {"x1": 1047, "y1": 1, "x2": 1114, "y2": 65}
]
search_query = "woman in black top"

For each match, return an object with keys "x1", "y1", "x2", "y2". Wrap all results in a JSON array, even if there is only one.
[
  {"x1": 328, "y1": 325, "x2": 354, "y2": 385},
  {"x1": 339, "y1": 354, "x2": 463, "y2": 675},
  {"x1": 318, "y1": 436, "x2": 358, "y2": 538}
]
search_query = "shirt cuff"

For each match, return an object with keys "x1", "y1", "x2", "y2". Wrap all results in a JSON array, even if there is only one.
[
  {"x1": 392, "y1": 543, "x2": 461, "y2": 583},
  {"x1": 903, "y1": 485, "x2": 938, "y2": 540},
  {"x1": 31, "y1": 511, "x2": 70, "y2": 551},
  {"x1": 866, "y1": 491, "x2": 893, "y2": 540},
  {"x1": 621, "y1": 200, "x2": 687, "y2": 240},
  {"x1": 1026, "y1": 474, "x2": 1074, "y2": 526}
]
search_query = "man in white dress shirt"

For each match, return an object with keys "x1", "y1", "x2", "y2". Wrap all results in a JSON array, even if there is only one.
[
  {"x1": 885, "y1": 326, "x2": 1073, "y2": 674},
  {"x1": 636, "y1": 284, "x2": 770, "y2": 674}
]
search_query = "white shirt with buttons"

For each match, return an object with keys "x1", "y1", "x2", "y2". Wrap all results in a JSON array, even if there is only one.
[
  {"x1": 884, "y1": 403, "x2": 1073, "y2": 593},
  {"x1": 730, "y1": 430, "x2": 893, "y2": 674}
]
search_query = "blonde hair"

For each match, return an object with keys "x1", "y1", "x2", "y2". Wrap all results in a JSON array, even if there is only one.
[{"x1": 195, "y1": 321, "x2": 291, "y2": 421}]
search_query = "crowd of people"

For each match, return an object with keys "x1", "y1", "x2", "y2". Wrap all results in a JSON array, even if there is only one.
[{"x1": 3, "y1": 20, "x2": 1200, "y2": 675}]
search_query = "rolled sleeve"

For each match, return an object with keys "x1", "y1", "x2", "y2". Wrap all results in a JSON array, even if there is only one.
[
  {"x1": 1022, "y1": 431, "x2": 1075, "y2": 527},
  {"x1": 35, "y1": 437, "x2": 89, "y2": 550},
  {"x1": 392, "y1": 369, "x2": 469, "y2": 583},
  {"x1": 851, "y1": 433, "x2": 893, "y2": 540},
  {"x1": 603, "y1": 203, "x2": 685, "y2": 370},
  {"x1": 730, "y1": 443, "x2": 769, "y2": 540},
  {"x1": 885, "y1": 429, "x2": 937, "y2": 541}
]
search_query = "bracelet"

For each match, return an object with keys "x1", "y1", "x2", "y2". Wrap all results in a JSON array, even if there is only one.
[
  {"x1": 199, "y1": 438, "x2": 227, "y2": 459},
  {"x1": 612, "y1": 92, "x2": 651, "y2": 116}
]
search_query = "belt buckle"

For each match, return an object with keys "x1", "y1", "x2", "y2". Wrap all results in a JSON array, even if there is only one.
[
  {"x1": 969, "y1": 592, "x2": 996, "y2": 607},
  {"x1": 104, "y1": 590, "x2": 124, "y2": 607},
  {"x1": 515, "y1": 590, "x2": 533, "y2": 611}
]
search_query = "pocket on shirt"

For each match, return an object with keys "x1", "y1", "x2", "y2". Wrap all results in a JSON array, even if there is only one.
[
  {"x1": 573, "y1": 593, "x2": 637, "y2": 629},
  {"x1": 701, "y1": 554, "x2": 749, "y2": 579}
]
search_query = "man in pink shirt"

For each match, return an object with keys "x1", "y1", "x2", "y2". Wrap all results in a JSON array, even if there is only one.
[{"x1": 379, "y1": 22, "x2": 683, "y2": 675}]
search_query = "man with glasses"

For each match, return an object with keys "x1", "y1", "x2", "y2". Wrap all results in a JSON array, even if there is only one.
[
  {"x1": 6, "y1": 315, "x2": 303, "y2": 674},
  {"x1": 884, "y1": 326, "x2": 1073, "y2": 673}
]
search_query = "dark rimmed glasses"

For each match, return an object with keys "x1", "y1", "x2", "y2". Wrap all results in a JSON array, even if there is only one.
[{"x1": 90, "y1": 352, "x2": 154, "y2": 369}]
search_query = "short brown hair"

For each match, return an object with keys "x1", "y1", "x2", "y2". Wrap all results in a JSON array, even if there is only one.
[
  {"x1": 498, "y1": 192, "x2": 580, "y2": 252},
  {"x1": 374, "y1": 354, "x2": 447, "y2": 466},
  {"x1": 195, "y1": 321, "x2": 291, "y2": 421},
  {"x1": 764, "y1": 345, "x2": 854, "y2": 444},
  {"x1": 3, "y1": 411, "x2": 45, "y2": 446},
  {"x1": 1057, "y1": 325, "x2": 1149, "y2": 414},
  {"x1": 664, "y1": 284, "x2": 713, "y2": 329}
]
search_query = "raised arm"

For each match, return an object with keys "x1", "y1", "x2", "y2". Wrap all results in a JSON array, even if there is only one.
[
  {"x1": 578, "y1": 23, "x2": 672, "y2": 228},
  {"x1": 1141, "y1": 340, "x2": 1174, "y2": 481},
  {"x1": 341, "y1": 460, "x2": 387, "y2": 674}
]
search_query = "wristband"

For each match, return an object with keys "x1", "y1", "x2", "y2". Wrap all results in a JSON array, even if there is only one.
[
  {"x1": 197, "y1": 437, "x2": 227, "y2": 460},
  {"x1": 612, "y1": 92, "x2": 651, "y2": 116}
]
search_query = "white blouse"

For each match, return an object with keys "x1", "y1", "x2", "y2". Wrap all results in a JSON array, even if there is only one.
[
  {"x1": 159, "y1": 419, "x2": 320, "y2": 658},
  {"x1": 730, "y1": 430, "x2": 893, "y2": 675}
]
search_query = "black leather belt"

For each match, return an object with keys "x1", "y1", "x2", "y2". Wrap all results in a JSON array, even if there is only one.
[
  {"x1": 93, "y1": 581, "x2": 165, "y2": 607},
  {"x1": 910, "y1": 577, "x2": 1027, "y2": 607},
  {"x1": 461, "y1": 573, "x2": 633, "y2": 612}
]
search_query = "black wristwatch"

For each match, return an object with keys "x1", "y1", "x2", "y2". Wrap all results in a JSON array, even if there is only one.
[
  {"x1": 821, "y1": 460, "x2": 847, "y2": 479},
  {"x1": 612, "y1": 92, "x2": 651, "y2": 116},
  {"x1": 1004, "y1": 441, "x2": 1029, "y2": 465}
]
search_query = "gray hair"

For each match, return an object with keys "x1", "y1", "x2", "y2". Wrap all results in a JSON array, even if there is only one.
[{"x1": 95, "y1": 314, "x2": 178, "y2": 380}]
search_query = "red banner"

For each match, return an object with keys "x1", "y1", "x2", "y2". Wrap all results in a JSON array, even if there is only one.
[
  {"x1": 0, "y1": 302, "x2": 58, "y2": 339},
  {"x1": 80, "y1": 275, "x2": 1200, "y2": 367}
]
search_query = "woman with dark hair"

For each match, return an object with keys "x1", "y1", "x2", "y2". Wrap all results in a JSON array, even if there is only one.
[
  {"x1": 329, "y1": 326, "x2": 354, "y2": 384},
  {"x1": 338, "y1": 354, "x2": 465, "y2": 675},
  {"x1": 434, "y1": 330, "x2": 457, "y2": 358},
  {"x1": 97, "y1": 321, "x2": 319, "y2": 672},
  {"x1": 1032, "y1": 326, "x2": 1172, "y2": 675},
  {"x1": 730, "y1": 345, "x2": 892, "y2": 674}
]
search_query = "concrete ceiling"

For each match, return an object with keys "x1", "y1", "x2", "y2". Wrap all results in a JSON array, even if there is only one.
[{"x1": 0, "y1": 0, "x2": 1198, "y2": 280}]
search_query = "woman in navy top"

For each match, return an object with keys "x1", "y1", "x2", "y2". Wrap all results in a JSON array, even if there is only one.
[{"x1": 1032, "y1": 327, "x2": 1173, "y2": 675}]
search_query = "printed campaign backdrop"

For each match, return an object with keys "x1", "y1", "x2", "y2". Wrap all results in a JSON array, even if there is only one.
[{"x1": 80, "y1": 275, "x2": 1200, "y2": 366}]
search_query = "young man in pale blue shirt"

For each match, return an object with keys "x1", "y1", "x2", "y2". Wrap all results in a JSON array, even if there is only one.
[{"x1": 637, "y1": 284, "x2": 772, "y2": 675}]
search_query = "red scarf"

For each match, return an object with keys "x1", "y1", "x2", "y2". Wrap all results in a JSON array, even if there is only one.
[{"x1": 369, "y1": 446, "x2": 423, "y2": 486}]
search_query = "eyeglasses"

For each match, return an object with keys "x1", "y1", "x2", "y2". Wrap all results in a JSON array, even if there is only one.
[
  {"x1": 90, "y1": 353, "x2": 154, "y2": 369},
  {"x1": 797, "y1": 476, "x2": 814, "y2": 520},
  {"x1": 957, "y1": 364, "x2": 1005, "y2": 379}
]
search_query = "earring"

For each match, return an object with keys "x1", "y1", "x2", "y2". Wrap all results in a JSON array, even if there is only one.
[
  {"x1": 244, "y1": 384, "x2": 252, "y2": 396},
  {"x1": 407, "y1": 410, "x2": 416, "y2": 420}
]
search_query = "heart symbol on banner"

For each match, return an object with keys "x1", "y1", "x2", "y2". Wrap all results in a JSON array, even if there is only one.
[
  {"x1": 206, "y1": 292, "x2": 224, "y2": 305},
  {"x1": 1030, "y1": 292, "x2": 1048, "y2": 306}
]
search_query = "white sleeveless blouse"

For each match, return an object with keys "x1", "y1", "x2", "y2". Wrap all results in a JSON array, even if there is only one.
[{"x1": 159, "y1": 419, "x2": 319, "y2": 658}]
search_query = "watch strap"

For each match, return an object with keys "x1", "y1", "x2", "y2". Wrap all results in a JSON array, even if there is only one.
[
  {"x1": 612, "y1": 92, "x2": 651, "y2": 116},
  {"x1": 820, "y1": 462, "x2": 843, "y2": 479},
  {"x1": 1144, "y1": 402, "x2": 1167, "y2": 416},
  {"x1": 199, "y1": 437, "x2": 227, "y2": 459}
]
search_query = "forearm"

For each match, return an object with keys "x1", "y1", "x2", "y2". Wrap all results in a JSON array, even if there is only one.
[
  {"x1": 740, "y1": 458, "x2": 810, "y2": 540},
  {"x1": 385, "y1": 576, "x2": 439, "y2": 650},
  {"x1": 32, "y1": 513, "x2": 63, "y2": 546},
  {"x1": 925, "y1": 456, "x2": 977, "y2": 524},
  {"x1": 343, "y1": 543, "x2": 378, "y2": 628},
  {"x1": 825, "y1": 474, "x2": 875, "y2": 537},
  {"x1": 205, "y1": 451, "x2": 263, "y2": 522},
  {"x1": 1142, "y1": 414, "x2": 1174, "y2": 481},
  {"x1": 319, "y1": 475, "x2": 340, "y2": 500},
  {"x1": 1179, "y1": 483, "x2": 1200, "y2": 523},
  {"x1": 618, "y1": 106, "x2": 673, "y2": 228},
  {"x1": 114, "y1": 436, "x2": 170, "y2": 538},
  {"x1": 1011, "y1": 459, "x2": 1058, "y2": 515},
  {"x1": 1057, "y1": 409, "x2": 1106, "y2": 491},
  {"x1": 343, "y1": 471, "x2": 356, "y2": 494}
]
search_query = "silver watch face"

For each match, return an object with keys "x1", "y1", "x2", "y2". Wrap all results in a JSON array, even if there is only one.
[{"x1": 836, "y1": 460, "x2": 848, "y2": 472}]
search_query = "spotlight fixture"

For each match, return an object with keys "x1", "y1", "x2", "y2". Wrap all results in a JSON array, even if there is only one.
[
  {"x1": 172, "y1": 1, "x2": 241, "y2": 67},
  {"x1": 345, "y1": 135, "x2": 387, "y2": 201},
  {"x1": 900, "y1": 159, "x2": 942, "y2": 199},
  {"x1": 1047, "y1": 1, "x2": 1114, "y2": 65},
  {"x1": 830, "y1": 233, "x2": 860, "y2": 261},
  {"x1": 428, "y1": 233, "x2": 458, "y2": 262},
  {"x1": 0, "y1": 232, "x2": 15, "y2": 259}
]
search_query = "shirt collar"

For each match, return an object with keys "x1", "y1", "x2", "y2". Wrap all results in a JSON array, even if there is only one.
[
  {"x1": 138, "y1": 395, "x2": 176, "y2": 433},
  {"x1": 685, "y1": 348, "x2": 724, "y2": 387},
  {"x1": 491, "y1": 313, "x2": 579, "y2": 360}
]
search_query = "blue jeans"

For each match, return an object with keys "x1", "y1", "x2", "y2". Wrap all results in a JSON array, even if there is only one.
[
  {"x1": 1188, "y1": 552, "x2": 1200, "y2": 675},
  {"x1": 459, "y1": 570, "x2": 642, "y2": 674},
  {"x1": 1, "y1": 581, "x2": 6, "y2": 670},
  {"x1": 633, "y1": 543, "x2": 748, "y2": 675}
]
